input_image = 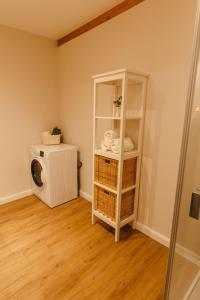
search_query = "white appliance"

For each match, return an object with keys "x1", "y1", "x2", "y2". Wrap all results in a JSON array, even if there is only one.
[{"x1": 30, "y1": 144, "x2": 78, "y2": 208}]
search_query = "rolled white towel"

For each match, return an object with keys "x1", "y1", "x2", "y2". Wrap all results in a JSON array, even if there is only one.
[
  {"x1": 104, "y1": 130, "x2": 119, "y2": 140},
  {"x1": 111, "y1": 137, "x2": 135, "y2": 154},
  {"x1": 111, "y1": 140, "x2": 120, "y2": 154},
  {"x1": 101, "y1": 138, "x2": 112, "y2": 151},
  {"x1": 104, "y1": 136, "x2": 113, "y2": 144},
  {"x1": 101, "y1": 142, "x2": 109, "y2": 151}
]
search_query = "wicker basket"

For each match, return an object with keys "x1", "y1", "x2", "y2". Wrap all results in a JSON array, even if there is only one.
[
  {"x1": 95, "y1": 156, "x2": 118, "y2": 189},
  {"x1": 95, "y1": 186, "x2": 135, "y2": 220},
  {"x1": 95, "y1": 155, "x2": 137, "y2": 189},
  {"x1": 122, "y1": 158, "x2": 137, "y2": 189},
  {"x1": 95, "y1": 186, "x2": 116, "y2": 220},
  {"x1": 121, "y1": 190, "x2": 135, "y2": 220}
]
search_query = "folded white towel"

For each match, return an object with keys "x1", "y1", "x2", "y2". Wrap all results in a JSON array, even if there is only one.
[
  {"x1": 111, "y1": 137, "x2": 135, "y2": 154},
  {"x1": 110, "y1": 141, "x2": 120, "y2": 154},
  {"x1": 101, "y1": 139, "x2": 112, "y2": 151},
  {"x1": 124, "y1": 137, "x2": 135, "y2": 152},
  {"x1": 104, "y1": 136, "x2": 113, "y2": 144},
  {"x1": 104, "y1": 130, "x2": 119, "y2": 140}
]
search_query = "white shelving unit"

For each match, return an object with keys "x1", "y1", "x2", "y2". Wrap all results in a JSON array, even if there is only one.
[{"x1": 92, "y1": 69, "x2": 148, "y2": 242}]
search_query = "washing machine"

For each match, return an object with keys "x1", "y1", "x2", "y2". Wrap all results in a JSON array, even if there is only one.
[{"x1": 30, "y1": 144, "x2": 78, "y2": 208}]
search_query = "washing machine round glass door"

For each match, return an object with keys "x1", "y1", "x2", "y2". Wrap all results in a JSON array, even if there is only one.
[{"x1": 31, "y1": 159, "x2": 46, "y2": 187}]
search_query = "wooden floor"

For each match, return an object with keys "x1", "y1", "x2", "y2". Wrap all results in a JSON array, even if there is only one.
[{"x1": 0, "y1": 196, "x2": 168, "y2": 300}]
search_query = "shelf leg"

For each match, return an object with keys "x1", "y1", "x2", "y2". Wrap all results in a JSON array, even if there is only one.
[
  {"x1": 132, "y1": 219, "x2": 136, "y2": 230},
  {"x1": 115, "y1": 228, "x2": 120, "y2": 242},
  {"x1": 92, "y1": 214, "x2": 97, "y2": 225}
]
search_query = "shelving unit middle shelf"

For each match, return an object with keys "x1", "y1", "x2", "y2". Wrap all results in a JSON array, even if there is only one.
[
  {"x1": 94, "y1": 181, "x2": 137, "y2": 194},
  {"x1": 94, "y1": 149, "x2": 140, "y2": 160},
  {"x1": 92, "y1": 69, "x2": 148, "y2": 242}
]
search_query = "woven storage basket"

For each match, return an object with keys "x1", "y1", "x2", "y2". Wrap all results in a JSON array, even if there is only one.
[
  {"x1": 122, "y1": 158, "x2": 137, "y2": 189},
  {"x1": 95, "y1": 155, "x2": 137, "y2": 189},
  {"x1": 95, "y1": 186, "x2": 135, "y2": 221},
  {"x1": 95, "y1": 156, "x2": 118, "y2": 189},
  {"x1": 95, "y1": 186, "x2": 116, "y2": 220},
  {"x1": 120, "y1": 190, "x2": 135, "y2": 220}
]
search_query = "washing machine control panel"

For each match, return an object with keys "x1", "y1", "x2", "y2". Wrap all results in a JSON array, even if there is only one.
[
  {"x1": 31, "y1": 149, "x2": 46, "y2": 158},
  {"x1": 40, "y1": 151, "x2": 44, "y2": 157}
]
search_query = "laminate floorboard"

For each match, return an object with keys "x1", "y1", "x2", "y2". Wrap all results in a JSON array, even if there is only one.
[{"x1": 0, "y1": 196, "x2": 168, "y2": 300}]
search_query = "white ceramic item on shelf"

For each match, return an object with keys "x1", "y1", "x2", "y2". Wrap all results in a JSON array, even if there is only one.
[{"x1": 113, "y1": 105, "x2": 121, "y2": 118}]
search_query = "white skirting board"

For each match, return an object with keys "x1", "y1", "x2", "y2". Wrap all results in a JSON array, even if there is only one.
[
  {"x1": 80, "y1": 190, "x2": 92, "y2": 202},
  {"x1": 136, "y1": 222, "x2": 170, "y2": 247},
  {"x1": 183, "y1": 270, "x2": 200, "y2": 300},
  {"x1": 176, "y1": 244, "x2": 200, "y2": 267},
  {"x1": 0, "y1": 189, "x2": 32, "y2": 205},
  {"x1": 81, "y1": 190, "x2": 200, "y2": 266}
]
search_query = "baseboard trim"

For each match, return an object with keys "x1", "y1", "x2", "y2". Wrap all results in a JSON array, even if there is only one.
[
  {"x1": 136, "y1": 223, "x2": 200, "y2": 266},
  {"x1": 136, "y1": 222, "x2": 170, "y2": 247},
  {"x1": 0, "y1": 189, "x2": 33, "y2": 205},
  {"x1": 183, "y1": 270, "x2": 200, "y2": 300},
  {"x1": 176, "y1": 243, "x2": 200, "y2": 267},
  {"x1": 80, "y1": 190, "x2": 92, "y2": 202}
]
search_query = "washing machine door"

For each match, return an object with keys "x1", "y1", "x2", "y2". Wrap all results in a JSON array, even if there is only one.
[{"x1": 31, "y1": 158, "x2": 46, "y2": 188}]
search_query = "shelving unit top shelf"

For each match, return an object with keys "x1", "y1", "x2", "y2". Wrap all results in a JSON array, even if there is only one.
[
  {"x1": 92, "y1": 69, "x2": 149, "y2": 79},
  {"x1": 93, "y1": 69, "x2": 148, "y2": 85}
]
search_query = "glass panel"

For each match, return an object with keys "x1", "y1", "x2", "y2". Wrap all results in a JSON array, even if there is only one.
[
  {"x1": 169, "y1": 78, "x2": 200, "y2": 299},
  {"x1": 31, "y1": 159, "x2": 43, "y2": 187},
  {"x1": 166, "y1": 12, "x2": 200, "y2": 299}
]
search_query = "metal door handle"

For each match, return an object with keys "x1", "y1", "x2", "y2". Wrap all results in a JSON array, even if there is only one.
[{"x1": 190, "y1": 192, "x2": 200, "y2": 220}]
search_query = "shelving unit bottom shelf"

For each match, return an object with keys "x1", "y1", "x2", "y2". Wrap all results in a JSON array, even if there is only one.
[
  {"x1": 93, "y1": 209, "x2": 116, "y2": 228},
  {"x1": 93, "y1": 209, "x2": 135, "y2": 229}
]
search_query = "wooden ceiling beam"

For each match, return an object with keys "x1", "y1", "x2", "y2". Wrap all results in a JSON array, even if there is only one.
[{"x1": 57, "y1": 0, "x2": 145, "y2": 47}]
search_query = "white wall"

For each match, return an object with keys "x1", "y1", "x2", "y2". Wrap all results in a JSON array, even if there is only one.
[
  {"x1": 0, "y1": 0, "x2": 197, "y2": 240},
  {"x1": 0, "y1": 25, "x2": 59, "y2": 200},
  {"x1": 58, "y1": 0, "x2": 197, "y2": 238}
]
